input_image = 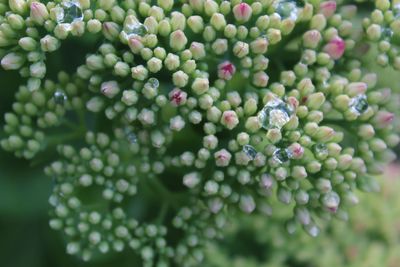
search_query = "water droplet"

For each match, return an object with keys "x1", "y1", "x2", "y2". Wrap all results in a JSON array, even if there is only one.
[
  {"x1": 243, "y1": 145, "x2": 257, "y2": 160},
  {"x1": 124, "y1": 21, "x2": 148, "y2": 38},
  {"x1": 56, "y1": 0, "x2": 83, "y2": 30},
  {"x1": 258, "y1": 98, "x2": 293, "y2": 130},
  {"x1": 54, "y1": 91, "x2": 67, "y2": 105},
  {"x1": 276, "y1": 0, "x2": 303, "y2": 21},
  {"x1": 146, "y1": 78, "x2": 159, "y2": 89},
  {"x1": 124, "y1": 128, "x2": 137, "y2": 144},
  {"x1": 349, "y1": 94, "x2": 368, "y2": 116},
  {"x1": 381, "y1": 28, "x2": 393, "y2": 40},
  {"x1": 272, "y1": 148, "x2": 292, "y2": 164},
  {"x1": 312, "y1": 143, "x2": 328, "y2": 159}
]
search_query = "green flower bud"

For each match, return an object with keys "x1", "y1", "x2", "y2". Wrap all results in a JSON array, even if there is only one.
[
  {"x1": 164, "y1": 53, "x2": 180, "y2": 71},
  {"x1": 40, "y1": 35, "x2": 60, "y2": 52},
  {"x1": 131, "y1": 65, "x2": 148, "y2": 81},
  {"x1": 30, "y1": 61, "x2": 46, "y2": 78},
  {"x1": 114, "y1": 61, "x2": 130, "y2": 77},
  {"x1": 171, "y1": 12, "x2": 186, "y2": 31},
  {"x1": 172, "y1": 70, "x2": 189, "y2": 87},
  {"x1": 8, "y1": 14, "x2": 25, "y2": 30},
  {"x1": 157, "y1": 0, "x2": 174, "y2": 11},
  {"x1": 187, "y1": 16, "x2": 204, "y2": 33},
  {"x1": 192, "y1": 78, "x2": 209, "y2": 95},
  {"x1": 233, "y1": 41, "x2": 249, "y2": 58},
  {"x1": 267, "y1": 28, "x2": 282, "y2": 44},
  {"x1": 147, "y1": 57, "x2": 162, "y2": 73},
  {"x1": 210, "y1": 13, "x2": 226, "y2": 31},
  {"x1": 102, "y1": 22, "x2": 120, "y2": 40},
  {"x1": 169, "y1": 30, "x2": 188, "y2": 51}
]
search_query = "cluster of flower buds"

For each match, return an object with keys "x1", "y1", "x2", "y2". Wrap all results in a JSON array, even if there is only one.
[{"x1": 1, "y1": 0, "x2": 399, "y2": 266}]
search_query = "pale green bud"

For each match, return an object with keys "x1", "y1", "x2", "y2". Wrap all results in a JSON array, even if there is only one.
[{"x1": 169, "y1": 30, "x2": 188, "y2": 51}]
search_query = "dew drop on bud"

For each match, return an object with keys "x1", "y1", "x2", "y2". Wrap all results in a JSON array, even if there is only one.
[
  {"x1": 53, "y1": 91, "x2": 68, "y2": 105},
  {"x1": 258, "y1": 98, "x2": 293, "y2": 130},
  {"x1": 272, "y1": 148, "x2": 292, "y2": 164},
  {"x1": 242, "y1": 145, "x2": 257, "y2": 160},
  {"x1": 56, "y1": 0, "x2": 83, "y2": 30},
  {"x1": 349, "y1": 94, "x2": 368, "y2": 116},
  {"x1": 275, "y1": 0, "x2": 303, "y2": 21},
  {"x1": 124, "y1": 127, "x2": 137, "y2": 144}
]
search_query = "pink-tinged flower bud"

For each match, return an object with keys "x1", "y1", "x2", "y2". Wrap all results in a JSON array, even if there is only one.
[
  {"x1": 288, "y1": 143, "x2": 304, "y2": 159},
  {"x1": 101, "y1": 81, "x2": 120, "y2": 98},
  {"x1": 128, "y1": 36, "x2": 144, "y2": 54},
  {"x1": 170, "y1": 30, "x2": 188, "y2": 51},
  {"x1": 220, "y1": 110, "x2": 239, "y2": 130},
  {"x1": 218, "y1": 61, "x2": 236, "y2": 80},
  {"x1": 323, "y1": 37, "x2": 345, "y2": 60},
  {"x1": 287, "y1": 96, "x2": 299, "y2": 110},
  {"x1": 346, "y1": 82, "x2": 367, "y2": 96},
  {"x1": 102, "y1": 22, "x2": 120, "y2": 41},
  {"x1": 314, "y1": 126, "x2": 336, "y2": 142},
  {"x1": 233, "y1": 3, "x2": 252, "y2": 23},
  {"x1": 318, "y1": 1, "x2": 337, "y2": 18},
  {"x1": 302, "y1": 30, "x2": 321, "y2": 49},
  {"x1": 372, "y1": 111, "x2": 395, "y2": 129},
  {"x1": 30, "y1": 2, "x2": 49, "y2": 25},
  {"x1": 259, "y1": 174, "x2": 274, "y2": 190},
  {"x1": 1, "y1": 52, "x2": 25, "y2": 70},
  {"x1": 214, "y1": 149, "x2": 232, "y2": 167},
  {"x1": 169, "y1": 88, "x2": 187, "y2": 106}
]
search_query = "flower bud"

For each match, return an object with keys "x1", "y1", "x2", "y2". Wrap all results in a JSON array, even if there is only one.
[
  {"x1": 131, "y1": 65, "x2": 148, "y2": 81},
  {"x1": 18, "y1": 37, "x2": 37, "y2": 51},
  {"x1": 250, "y1": 37, "x2": 268, "y2": 54},
  {"x1": 30, "y1": 2, "x2": 49, "y2": 25},
  {"x1": 210, "y1": 13, "x2": 226, "y2": 31},
  {"x1": 190, "y1": 42, "x2": 206, "y2": 60},
  {"x1": 214, "y1": 149, "x2": 231, "y2": 167},
  {"x1": 169, "y1": 88, "x2": 188, "y2": 107},
  {"x1": 102, "y1": 22, "x2": 120, "y2": 41},
  {"x1": 303, "y1": 30, "x2": 321, "y2": 49},
  {"x1": 192, "y1": 78, "x2": 209, "y2": 95},
  {"x1": 183, "y1": 172, "x2": 201, "y2": 188},
  {"x1": 1, "y1": 52, "x2": 25, "y2": 70},
  {"x1": 101, "y1": 81, "x2": 120, "y2": 98},
  {"x1": 323, "y1": 37, "x2": 345, "y2": 60},
  {"x1": 170, "y1": 115, "x2": 185, "y2": 131},
  {"x1": 239, "y1": 195, "x2": 256, "y2": 213},
  {"x1": 218, "y1": 61, "x2": 236, "y2": 80},
  {"x1": 220, "y1": 110, "x2": 239, "y2": 130},
  {"x1": 233, "y1": 41, "x2": 249, "y2": 58},
  {"x1": 318, "y1": 1, "x2": 337, "y2": 18},
  {"x1": 233, "y1": 3, "x2": 252, "y2": 23},
  {"x1": 169, "y1": 30, "x2": 188, "y2": 51},
  {"x1": 40, "y1": 35, "x2": 60, "y2": 52},
  {"x1": 187, "y1": 16, "x2": 204, "y2": 33}
]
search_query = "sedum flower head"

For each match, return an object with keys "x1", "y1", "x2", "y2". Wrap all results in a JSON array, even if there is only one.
[{"x1": 1, "y1": 0, "x2": 400, "y2": 266}]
